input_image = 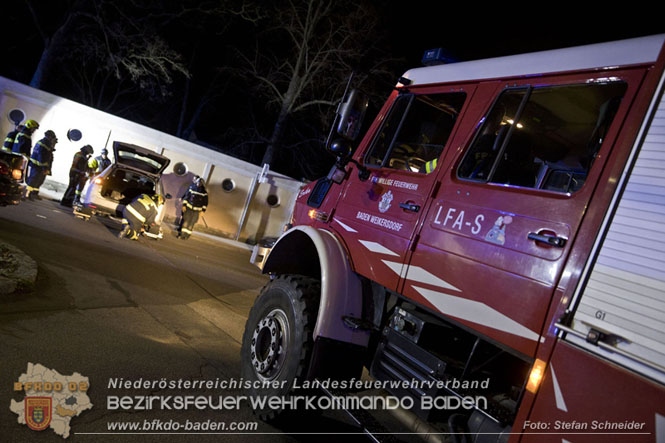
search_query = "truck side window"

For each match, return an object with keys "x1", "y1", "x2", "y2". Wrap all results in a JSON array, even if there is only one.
[
  {"x1": 365, "y1": 92, "x2": 466, "y2": 174},
  {"x1": 458, "y1": 81, "x2": 627, "y2": 192}
]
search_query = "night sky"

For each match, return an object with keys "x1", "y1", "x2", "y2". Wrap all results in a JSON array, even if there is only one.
[
  {"x1": 3, "y1": 1, "x2": 663, "y2": 180},
  {"x1": 385, "y1": 5, "x2": 663, "y2": 66}
]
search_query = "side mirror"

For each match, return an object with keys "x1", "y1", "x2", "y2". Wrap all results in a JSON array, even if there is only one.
[
  {"x1": 328, "y1": 139, "x2": 352, "y2": 160},
  {"x1": 336, "y1": 89, "x2": 369, "y2": 141},
  {"x1": 327, "y1": 140, "x2": 370, "y2": 182},
  {"x1": 323, "y1": 82, "x2": 371, "y2": 183}
]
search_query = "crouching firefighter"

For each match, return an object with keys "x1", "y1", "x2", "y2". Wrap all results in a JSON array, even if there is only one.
[
  {"x1": 118, "y1": 193, "x2": 165, "y2": 240},
  {"x1": 177, "y1": 175, "x2": 208, "y2": 239},
  {"x1": 25, "y1": 130, "x2": 58, "y2": 200}
]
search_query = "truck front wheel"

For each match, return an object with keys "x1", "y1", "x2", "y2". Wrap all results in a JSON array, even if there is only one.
[{"x1": 240, "y1": 274, "x2": 320, "y2": 421}]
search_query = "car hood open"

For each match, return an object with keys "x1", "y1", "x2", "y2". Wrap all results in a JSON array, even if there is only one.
[{"x1": 112, "y1": 141, "x2": 170, "y2": 176}]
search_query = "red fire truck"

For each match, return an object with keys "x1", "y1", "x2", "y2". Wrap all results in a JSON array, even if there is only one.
[{"x1": 242, "y1": 34, "x2": 665, "y2": 442}]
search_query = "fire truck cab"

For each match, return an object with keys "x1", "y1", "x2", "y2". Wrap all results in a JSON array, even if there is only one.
[{"x1": 241, "y1": 34, "x2": 665, "y2": 442}]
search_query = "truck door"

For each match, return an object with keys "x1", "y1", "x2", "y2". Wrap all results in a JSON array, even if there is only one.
[
  {"x1": 402, "y1": 69, "x2": 647, "y2": 357},
  {"x1": 558, "y1": 68, "x2": 665, "y2": 385},
  {"x1": 332, "y1": 88, "x2": 474, "y2": 290}
]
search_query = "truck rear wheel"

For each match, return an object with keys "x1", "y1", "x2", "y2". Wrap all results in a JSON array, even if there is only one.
[{"x1": 240, "y1": 274, "x2": 320, "y2": 421}]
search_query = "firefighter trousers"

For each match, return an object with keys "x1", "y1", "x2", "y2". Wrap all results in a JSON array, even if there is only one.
[
  {"x1": 25, "y1": 165, "x2": 47, "y2": 197},
  {"x1": 61, "y1": 171, "x2": 87, "y2": 206},
  {"x1": 178, "y1": 209, "x2": 200, "y2": 239},
  {"x1": 119, "y1": 212, "x2": 144, "y2": 240}
]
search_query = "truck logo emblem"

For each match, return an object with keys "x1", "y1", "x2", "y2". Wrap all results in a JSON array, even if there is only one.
[
  {"x1": 485, "y1": 215, "x2": 512, "y2": 245},
  {"x1": 379, "y1": 191, "x2": 393, "y2": 213}
]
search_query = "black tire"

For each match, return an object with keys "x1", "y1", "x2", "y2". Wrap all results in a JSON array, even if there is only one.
[{"x1": 241, "y1": 274, "x2": 320, "y2": 421}]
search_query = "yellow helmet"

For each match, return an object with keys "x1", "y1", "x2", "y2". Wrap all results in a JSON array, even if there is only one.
[
  {"x1": 24, "y1": 119, "x2": 40, "y2": 130},
  {"x1": 152, "y1": 194, "x2": 165, "y2": 206}
]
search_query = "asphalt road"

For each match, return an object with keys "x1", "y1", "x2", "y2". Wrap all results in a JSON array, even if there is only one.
[{"x1": 0, "y1": 198, "x2": 364, "y2": 442}]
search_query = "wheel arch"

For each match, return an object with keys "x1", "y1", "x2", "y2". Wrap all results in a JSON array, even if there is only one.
[{"x1": 263, "y1": 226, "x2": 369, "y2": 348}]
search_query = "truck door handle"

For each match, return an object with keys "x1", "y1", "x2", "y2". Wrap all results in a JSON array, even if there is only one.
[
  {"x1": 399, "y1": 202, "x2": 420, "y2": 213},
  {"x1": 528, "y1": 232, "x2": 566, "y2": 248}
]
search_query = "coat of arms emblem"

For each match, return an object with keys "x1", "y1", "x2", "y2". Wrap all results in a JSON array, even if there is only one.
[
  {"x1": 25, "y1": 397, "x2": 52, "y2": 431},
  {"x1": 379, "y1": 191, "x2": 393, "y2": 213}
]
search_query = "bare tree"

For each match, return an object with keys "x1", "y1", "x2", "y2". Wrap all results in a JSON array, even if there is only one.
[
  {"x1": 172, "y1": 2, "x2": 264, "y2": 140},
  {"x1": 25, "y1": 0, "x2": 189, "y2": 110},
  {"x1": 236, "y1": 0, "x2": 387, "y2": 166}
]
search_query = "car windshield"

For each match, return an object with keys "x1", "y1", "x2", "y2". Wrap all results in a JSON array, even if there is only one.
[{"x1": 117, "y1": 150, "x2": 165, "y2": 174}]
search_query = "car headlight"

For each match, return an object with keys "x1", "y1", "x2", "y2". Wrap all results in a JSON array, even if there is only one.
[{"x1": 11, "y1": 169, "x2": 22, "y2": 180}]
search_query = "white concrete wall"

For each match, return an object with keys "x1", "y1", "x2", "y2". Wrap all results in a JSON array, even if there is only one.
[{"x1": 0, "y1": 76, "x2": 303, "y2": 243}]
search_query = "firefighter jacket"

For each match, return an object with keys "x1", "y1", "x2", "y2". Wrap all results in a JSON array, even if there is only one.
[
  {"x1": 11, "y1": 130, "x2": 32, "y2": 156},
  {"x1": 125, "y1": 194, "x2": 159, "y2": 226},
  {"x1": 70, "y1": 152, "x2": 89, "y2": 175},
  {"x1": 182, "y1": 183, "x2": 208, "y2": 212},
  {"x1": 88, "y1": 155, "x2": 111, "y2": 175},
  {"x1": 424, "y1": 158, "x2": 438, "y2": 174},
  {"x1": 30, "y1": 138, "x2": 55, "y2": 172},
  {"x1": 2, "y1": 130, "x2": 18, "y2": 152}
]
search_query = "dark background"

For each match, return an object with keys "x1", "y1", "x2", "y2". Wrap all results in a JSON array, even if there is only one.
[{"x1": 3, "y1": 0, "x2": 663, "y2": 180}]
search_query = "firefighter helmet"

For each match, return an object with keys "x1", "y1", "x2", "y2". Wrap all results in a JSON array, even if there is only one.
[
  {"x1": 82, "y1": 144, "x2": 94, "y2": 155},
  {"x1": 152, "y1": 194, "x2": 165, "y2": 206},
  {"x1": 24, "y1": 119, "x2": 40, "y2": 130},
  {"x1": 45, "y1": 130, "x2": 58, "y2": 146}
]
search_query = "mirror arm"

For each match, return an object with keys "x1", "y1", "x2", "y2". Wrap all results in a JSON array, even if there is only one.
[
  {"x1": 347, "y1": 158, "x2": 370, "y2": 181},
  {"x1": 325, "y1": 112, "x2": 341, "y2": 150}
]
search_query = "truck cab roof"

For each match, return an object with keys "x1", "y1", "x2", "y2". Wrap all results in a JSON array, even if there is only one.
[{"x1": 402, "y1": 34, "x2": 665, "y2": 86}]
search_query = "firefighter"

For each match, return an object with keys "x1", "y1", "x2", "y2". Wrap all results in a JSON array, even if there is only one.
[
  {"x1": 118, "y1": 193, "x2": 165, "y2": 240},
  {"x1": 61, "y1": 144, "x2": 93, "y2": 207},
  {"x1": 4, "y1": 120, "x2": 39, "y2": 181},
  {"x1": 11, "y1": 119, "x2": 40, "y2": 157},
  {"x1": 177, "y1": 175, "x2": 208, "y2": 239},
  {"x1": 88, "y1": 148, "x2": 111, "y2": 176},
  {"x1": 25, "y1": 130, "x2": 57, "y2": 200},
  {"x1": 2, "y1": 127, "x2": 19, "y2": 152}
]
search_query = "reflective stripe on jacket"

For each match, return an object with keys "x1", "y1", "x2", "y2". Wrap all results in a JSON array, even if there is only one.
[
  {"x1": 89, "y1": 155, "x2": 110, "y2": 174},
  {"x1": 2, "y1": 130, "x2": 17, "y2": 152},
  {"x1": 29, "y1": 139, "x2": 54, "y2": 169},
  {"x1": 12, "y1": 132, "x2": 32, "y2": 156},
  {"x1": 425, "y1": 158, "x2": 438, "y2": 174},
  {"x1": 182, "y1": 183, "x2": 208, "y2": 211},
  {"x1": 125, "y1": 194, "x2": 158, "y2": 225}
]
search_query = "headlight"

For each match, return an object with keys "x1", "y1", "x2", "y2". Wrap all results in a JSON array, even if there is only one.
[
  {"x1": 11, "y1": 169, "x2": 22, "y2": 180},
  {"x1": 94, "y1": 177, "x2": 103, "y2": 184}
]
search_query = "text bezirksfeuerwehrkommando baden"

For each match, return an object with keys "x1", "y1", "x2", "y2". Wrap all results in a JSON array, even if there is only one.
[{"x1": 106, "y1": 377, "x2": 490, "y2": 412}]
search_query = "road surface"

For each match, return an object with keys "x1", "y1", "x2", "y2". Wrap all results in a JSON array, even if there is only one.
[{"x1": 0, "y1": 198, "x2": 364, "y2": 442}]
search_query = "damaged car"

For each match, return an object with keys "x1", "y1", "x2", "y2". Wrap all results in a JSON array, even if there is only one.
[
  {"x1": 74, "y1": 141, "x2": 171, "y2": 239},
  {"x1": 0, "y1": 151, "x2": 26, "y2": 206}
]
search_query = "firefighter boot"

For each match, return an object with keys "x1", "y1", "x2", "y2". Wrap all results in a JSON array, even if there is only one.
[{"x1": 118, "y1": 226, "x2": 130, "y2": 239}]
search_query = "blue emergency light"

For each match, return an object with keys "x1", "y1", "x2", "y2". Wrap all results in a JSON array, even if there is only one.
[{"x1": 421, "y1": 48, "x2": 457, "y2": 66}]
